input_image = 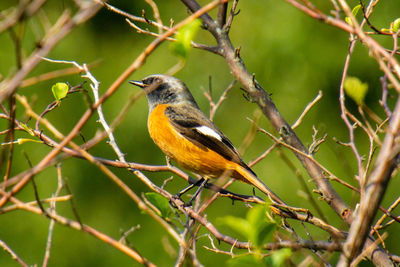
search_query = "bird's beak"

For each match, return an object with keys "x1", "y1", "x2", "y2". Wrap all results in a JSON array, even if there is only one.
[{"x1": 129, "y1": 80, "x2": 145, "y2": 88}]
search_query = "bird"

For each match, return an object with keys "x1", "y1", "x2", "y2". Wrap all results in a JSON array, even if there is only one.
[{"x1": 129, "y1": 74, "x2": 283, "y2": 204}]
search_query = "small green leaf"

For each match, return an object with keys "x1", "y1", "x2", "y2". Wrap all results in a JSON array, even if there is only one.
[
  {"x1": 17, "y1": 138, "x2": 43, "y2": 145},
  {"x1": 351, "y1": 4, "x2": 361, "y2": 16},
  {"x1": 391, "y1": 18, "x2": 400, "y2": 33},
  {"x1": 20, "y1": 122, "x2": 35, "y2": 136},
  {"x1": 227, "y1": 254, "x2": 263, "y2": 267},
  {"x1": 2, "y1": 138, "x2": 43, "y2": 146},
  {"x1": 247, "y1": 204, "x2": 265, "y2": 226},
  {"x1": 256, "y1": 223, "x2": 276, "y2": 247},
  {"x1": 145, "y1": 192, "x2": 171, "y2": 218},
  {"x1": 218, "y1": 216, "x2": 250, "y2": 239},
  {"x1": 265, "y1": 248, "x2": 292, "y2": 267},
  {"x1": 247, "y1": 205, "x2": 276, "y2": 247},
  {"x1": 51, "y1": 82, "x2": 69, "y2": 101},
  {"x1": 170, "y1": 19, "x2": 202, "y2": 58},
  {"x1": 220, "y1": 205, "x2": 277, "y2": 248},
  {"x1": 344, "y1": 76, "x2": 368, "y2": 105},
  {"x1": 345, "y1": 4, "x2": 361, "y2": 26}
]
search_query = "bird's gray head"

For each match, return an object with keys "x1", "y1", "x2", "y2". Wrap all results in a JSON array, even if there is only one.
[{"x1": 129, "y1": 74, "x2": 198, "y2": 111}]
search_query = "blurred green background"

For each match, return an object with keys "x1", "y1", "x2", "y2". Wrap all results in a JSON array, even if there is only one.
[{"x1": 0, "y1": 0, "x2": 399, "y2": 266}]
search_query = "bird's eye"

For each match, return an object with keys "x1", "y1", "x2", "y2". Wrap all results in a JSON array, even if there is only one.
[
  {"x1": 142, "y1": 78, "x2": 153, "y2": 85},
  {"x1": 143, "y1": 77, "x2": 161, "y2": 85}
]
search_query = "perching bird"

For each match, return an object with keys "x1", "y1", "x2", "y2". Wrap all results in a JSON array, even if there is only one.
[{"x1": 129, "y1": 75, "x2": 282, "y2": 204}]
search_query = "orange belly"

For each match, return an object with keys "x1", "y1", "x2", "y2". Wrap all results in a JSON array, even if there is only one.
[{"x1": 148, "y1": 104, "x2": 235, "y2": 178}]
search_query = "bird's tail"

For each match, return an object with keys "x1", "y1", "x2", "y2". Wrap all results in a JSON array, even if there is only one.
[{"x1": 233, "y1": 164, "x2": 285, "y2": 205}]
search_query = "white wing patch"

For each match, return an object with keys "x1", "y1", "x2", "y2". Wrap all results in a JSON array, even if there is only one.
[{"x1": 195, "y1": 126, "x2": 222, "y2": 141}]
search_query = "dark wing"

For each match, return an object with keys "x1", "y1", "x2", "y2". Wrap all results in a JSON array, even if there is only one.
[{"x1": 165, "y1": 105, "x2": 257, "y2": 176}]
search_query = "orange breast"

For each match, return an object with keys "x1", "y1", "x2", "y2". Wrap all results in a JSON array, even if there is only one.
[{"x1": 148, "y1": 104, "x2": 235, "y2": 177}]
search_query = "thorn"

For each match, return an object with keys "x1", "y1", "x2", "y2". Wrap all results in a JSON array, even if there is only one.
[
  {"x1": 234, "y1": 47, "x2": 241, "y2": 58},
  {"x1": 240, "y1": 87, "x2": 250, "y2": 101},
  {"x1": 312, "y1": 189, "x2": 322, "y2": 196},
  {"x1": 252, "y1": 73, "x2": 256, "y2": 85},
  {"x1": 142, "y1": 9, "x2": 150, "y2": 24}
]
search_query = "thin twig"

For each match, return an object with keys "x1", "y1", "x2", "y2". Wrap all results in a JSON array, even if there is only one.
[
  {"x1": 0, "y1": 239, "x2": 29, "y2": 267},
  {"x1": 292, "y1": 90, "x2": 322, "y2": 129},
  {"x1": 42, "y1": 164, "x2": 64, "y2": 267}
]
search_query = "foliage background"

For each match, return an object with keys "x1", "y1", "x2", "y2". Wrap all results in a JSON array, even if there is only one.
[{"x1": 0, "y1": 0, "x2": 399, "y2": 266}]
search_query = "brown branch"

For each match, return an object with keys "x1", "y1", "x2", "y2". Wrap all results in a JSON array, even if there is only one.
[
  {"x1": 144, "y1": 0, "x2": 164, "y2": 33},
  {"x1": 283, "y1": 0, "x2": 354, "y2": 33},
  {"x1": 217, "y1": 2, "x2": 228, "y2": 27}
]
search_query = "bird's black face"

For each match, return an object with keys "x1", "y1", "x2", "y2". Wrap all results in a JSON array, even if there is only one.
[{"x1": 130, "y1": 75, "x2": 198, "y2": 111}]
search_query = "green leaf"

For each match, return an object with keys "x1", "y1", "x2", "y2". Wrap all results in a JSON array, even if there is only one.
[
  {"x1": 17, "y1": 138, "x2": 43, "y2": 145},
  {"x1": 51, "y1": 82, "x2": 69, "y2": 102},
  {"x1": 144, "y1": 192, "x2": 171, "y2": 218},
  {"x1": 20, "y1": 122, "x2": 35, "y2": 136},
  {"x1": 247, "y1": 205, "x2": 276, "y2": 247},
  {"x1": 2, "y1": 138, "x2": 43, "y2": 146},
  {"x1": 218, "y1": 216, "x2": 250, "y2": 239},
  {"x1": 345, "y1": 4, "x2": 361, "y2": 26},
  {"x1": 344, "y1": 76, "x2": 368, "y2": 105},
  {"x1": 265, "y1": 248, "x2": 292, "y2": 267},
  {"x1": 227, "y1": 255, "x2": 263, "y2": 267},
  {"x1": 256, "y1": 223, "x2": 276, "y2": 247},
  {"x1": 170, "y1": 19, "x2": 202, "y2": 58},
  {"x1": 247, "y1": 205, "x2": 266, "y2": 245},
  {"x1": 220, "y1": 205, "x2": 277, "y2": 249},
  {"x1": 391, "y1": 18, "x2": 400, "y2": 32},
  {"x1": 351, "y1": 4, "x2": 361, "y2": 16}
]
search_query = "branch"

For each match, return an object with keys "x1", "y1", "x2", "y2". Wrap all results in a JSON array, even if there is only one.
[
  {"x1": 338, "y1": 89, "x2": 400, "y2": 266},
  {"x1": 0, "y1": 239, "x2": 29, "y2": 267}
]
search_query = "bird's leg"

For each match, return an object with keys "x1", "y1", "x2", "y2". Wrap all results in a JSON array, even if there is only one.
[
  {"x1": 175, "y1": 177, "x2": 205, "y2": 200},
  {"x1": 184, "y1": 178, "x2": 208, "y2": 207}
]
